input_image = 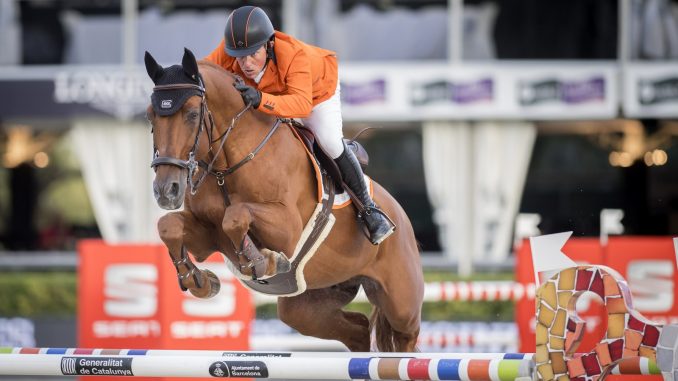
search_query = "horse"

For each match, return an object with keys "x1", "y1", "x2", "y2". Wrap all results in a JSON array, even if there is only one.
[{"x1": 144, "y1": 48, "x2": 424, "y2": 352}]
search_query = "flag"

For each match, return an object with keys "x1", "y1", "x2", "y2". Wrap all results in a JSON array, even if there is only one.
[{"x1": 529, "y1": 232, "x2": 578, "y2": 287}]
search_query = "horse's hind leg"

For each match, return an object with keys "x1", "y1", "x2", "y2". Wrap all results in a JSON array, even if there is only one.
[
  {"x1": 157, "y1": 211, "x2": 219, "y2": 298},
  {"x1": 364, "y1": 280, "x2": 421, "y2": 352},
  {"x1": 277, "y1": 280, "x2": 371, "y2": 352},
  {"x1": 363, "y1": 244, "x2": 424, "y2": 352}
]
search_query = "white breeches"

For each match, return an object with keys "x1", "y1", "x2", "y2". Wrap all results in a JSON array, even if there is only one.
[{"x1": 303, "y1": 83, "x2": 344, "y2": 159}]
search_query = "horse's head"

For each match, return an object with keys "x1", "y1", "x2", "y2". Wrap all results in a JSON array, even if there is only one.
[{"x1": 145, "y1": 48, "x2": 205, "y2": 210}]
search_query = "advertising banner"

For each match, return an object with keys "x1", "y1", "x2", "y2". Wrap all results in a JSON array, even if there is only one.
[
  {"x1": 0, "y1": 63, "x2": 619, "y2": 122},
  {"x1": 511, "y1": 64, "x2": 617, "y2": 120},
  {"x1": 340, "y1": 62, "x2": 617, "y2": 121},
  {"x1": 605, "y1": 237, "x2": 678, "y2": 325},
  {"x1": 624, "y1": 63, "x2": 678, "y2": 118},
  {"x1": 78, "y1": 240, "x2": 253, "y2": 381}
]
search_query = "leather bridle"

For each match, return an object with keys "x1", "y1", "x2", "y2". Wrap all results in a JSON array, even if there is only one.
[{"x1": 150, "y1": 78, "x2": 281, "y2": 195}]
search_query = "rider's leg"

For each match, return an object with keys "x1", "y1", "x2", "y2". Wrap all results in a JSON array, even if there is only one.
[
  {"x1": 334, "y1": 141, "x2": 395, "y2": 244},
  {"x1": 304, "y1": 84, "x2": 395, "y2": 245}
]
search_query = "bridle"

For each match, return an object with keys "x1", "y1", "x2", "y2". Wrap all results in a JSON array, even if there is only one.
[{"x1": 150, "y1": 76, "x2": 281, "y2": 196}]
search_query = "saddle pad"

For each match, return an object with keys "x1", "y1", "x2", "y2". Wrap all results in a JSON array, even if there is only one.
[
  {"x1": 288, "y1": 124, "x2": 373, "y2": 210},
  {"x1": 328, "y1": 174, "x2": 373, "y2": 209},
  {"x1": 222, "y1": 125, "x2": 341, "y2": 296},
  {"x1": 223, "y1": 125, "x2": 373, "y2": 297},
  {"x1": 223, "y1": 202, "x2": 335, "y2": 297}
]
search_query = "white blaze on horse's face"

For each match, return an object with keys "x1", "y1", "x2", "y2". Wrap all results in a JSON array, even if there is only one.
[{"x1": 148, "y1": 100, "x2": 202, "y2": 210}]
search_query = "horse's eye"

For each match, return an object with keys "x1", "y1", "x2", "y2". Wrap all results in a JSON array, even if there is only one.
[{"x1": 186, "y1": 111, "x2": 199, "y2": 123}]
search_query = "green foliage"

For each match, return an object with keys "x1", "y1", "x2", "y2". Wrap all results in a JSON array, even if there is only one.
[
  {"x1": 420, "y1": 300, "x2": 514, "y2": 322},
  {"x1": 0, "y1": 272, "x2": 77, "y2": 317},
  {"x1": 0, "y1": 271, "x2": 515, "y2": 322},
  {"x1": 36, "y1": 135, "x2": 96, "y2": 228},
  {"x1": 424, "y1": 271, "x2": 515, "y2": 282},
  {"x1": 39, "y1": 177, "x2": 95, "y2": 227},
  {"x1": 0, "y1": 169, "x2": 8, "y2": 238},
  {"x1": 340, "y1": 299, "x2": 513, "y2": 322}
]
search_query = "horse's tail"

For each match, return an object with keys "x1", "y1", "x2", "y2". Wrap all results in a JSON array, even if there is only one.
[{"x1": 369, "y1": 306, "x2": 396, "y2": 352}]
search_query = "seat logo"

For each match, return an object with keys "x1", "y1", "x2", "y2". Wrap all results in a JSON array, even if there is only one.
[{"x1": 104, "y1": 264, "x2": 158, "y2": 317}]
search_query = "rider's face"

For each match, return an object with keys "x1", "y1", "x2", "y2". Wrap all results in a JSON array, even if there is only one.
[{"x1": 235, "y1": 45, "x2": 267, "y2": 80}]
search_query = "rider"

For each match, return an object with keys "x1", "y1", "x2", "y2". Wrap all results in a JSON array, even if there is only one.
[{"x1": 205, "y1": 5, "x2": 394, "y2": 245}]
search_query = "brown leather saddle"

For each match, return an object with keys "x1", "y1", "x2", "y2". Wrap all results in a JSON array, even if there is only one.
[{"x1": 291, "y1": 121, "x2": 370, "y2": 186}]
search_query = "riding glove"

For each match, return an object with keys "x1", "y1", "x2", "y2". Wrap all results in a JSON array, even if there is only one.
[{"x1": 234, "y1": 83, "x2": 262, "y2": 108}]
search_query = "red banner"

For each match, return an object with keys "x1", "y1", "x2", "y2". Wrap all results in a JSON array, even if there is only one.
[{"x1": 78, "y1": 240, "x2": 253, "y2": 381}]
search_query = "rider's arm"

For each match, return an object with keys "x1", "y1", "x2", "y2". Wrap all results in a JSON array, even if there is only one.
[{"x1": 257, "y1": 49, "x2": 313, "y2": 118}]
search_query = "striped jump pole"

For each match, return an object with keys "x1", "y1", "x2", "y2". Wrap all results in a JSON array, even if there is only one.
[
  {"x1": 1, "y1": 347, "x2": 533, "y2": 359},
  {"x1": 0, "y1": 347, "x2": 662, "y2": 379},
  {"x1": 0, "y1": 352, "x2": 532, "y2": 380}
]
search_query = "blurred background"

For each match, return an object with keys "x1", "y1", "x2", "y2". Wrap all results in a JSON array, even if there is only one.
[{"x1": 0, "y1": 0, "x2": 677, "y2": 360}]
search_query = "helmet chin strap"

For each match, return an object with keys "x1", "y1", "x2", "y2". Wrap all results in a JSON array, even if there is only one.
[{"x1": 265, "y1": 38, "x2": 276, "y2": 65}]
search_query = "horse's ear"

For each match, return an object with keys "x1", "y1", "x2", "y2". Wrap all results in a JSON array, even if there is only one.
[
  {"x1": 144, "y1": 51, "x2": 163, "y2": 84},
  {"x1": 182, "y1": 47, "x2": 200, "y2": 81}
]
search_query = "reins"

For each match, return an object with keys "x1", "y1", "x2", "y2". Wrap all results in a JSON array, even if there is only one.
[{"x1": 150, "y1": 77, "x2": 281, "y2": 195}]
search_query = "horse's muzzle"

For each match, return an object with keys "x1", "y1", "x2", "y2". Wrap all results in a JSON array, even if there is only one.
[{"x1": 154, "y1": 180, "x2": 185, "y2": 210}]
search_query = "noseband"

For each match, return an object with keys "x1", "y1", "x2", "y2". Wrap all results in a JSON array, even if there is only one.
[{"x1": 151, "y1": 77, "x2": 281, "y2": 195}]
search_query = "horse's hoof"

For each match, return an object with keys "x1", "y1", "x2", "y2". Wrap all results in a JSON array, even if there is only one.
[
  {"x1": 261, "y1": 249, "x2": 291, "y2": 275},
  {"x1": 189, "y1": 269, "x2": 220, "y2": 299},
  {"x1": 274, "y1": 251, "x2": 291, "y2": 273}
]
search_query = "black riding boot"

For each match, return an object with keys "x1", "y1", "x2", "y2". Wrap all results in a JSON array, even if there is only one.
[{"x1": 335, "y1": 142, "x2": 395, "y2": 245}]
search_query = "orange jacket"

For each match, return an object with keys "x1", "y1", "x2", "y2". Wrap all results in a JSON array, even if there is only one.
[{"x1": 205, "y1": 31, "x2": 338, "y2": 118}]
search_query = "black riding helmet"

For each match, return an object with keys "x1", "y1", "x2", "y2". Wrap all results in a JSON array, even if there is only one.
[{"x1": 224, "y1": 6, "x2": 275, "y2": 57}]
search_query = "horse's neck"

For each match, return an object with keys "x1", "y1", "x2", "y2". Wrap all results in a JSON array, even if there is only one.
[
  {"x1": 199, "y1": 66, "x2": 311, "y2": 200},
  {"x1": 226, "y1": 118, "x2": 317, "y2": 221},
  {"x1": 219, "y1": 110, "x2": 276, "y2": 162}
]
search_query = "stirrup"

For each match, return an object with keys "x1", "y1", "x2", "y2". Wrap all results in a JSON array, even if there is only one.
[
  {"x1": 371, "y1": 226, "x2": 395, "y2": 245},
  {"x1": 360, "y1": 206, "x2": 396, "y2": 245}
]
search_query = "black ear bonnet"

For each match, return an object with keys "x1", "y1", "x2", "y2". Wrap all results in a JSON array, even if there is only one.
[
  {"x1": 145, "y1": 49, "x2": 204, "y2": 116},
  {"x1": 149, "y1": 65, "x2": 203, "y2": 116}
]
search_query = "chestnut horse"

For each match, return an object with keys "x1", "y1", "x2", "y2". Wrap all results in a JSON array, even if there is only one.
[{"x1": 144, "y1": 48, "x2": 423, "y2": 352}]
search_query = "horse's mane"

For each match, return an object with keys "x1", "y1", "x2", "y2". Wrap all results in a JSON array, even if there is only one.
[
  {"x1": 196, "y1": 59, "x2": 274, "y2": 125},
  {"x1": 198, "y1": 60, "x2": 244, "y2": 86}
]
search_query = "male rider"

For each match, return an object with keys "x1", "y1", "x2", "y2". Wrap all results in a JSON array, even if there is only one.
[{"x1": 205, "y1": 6, "x2": 394, "y2": 245}]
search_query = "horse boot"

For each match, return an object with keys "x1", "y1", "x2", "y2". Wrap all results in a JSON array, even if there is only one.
[{"x1": 335, "y1": 141, "x2": 395, "y2": 245}]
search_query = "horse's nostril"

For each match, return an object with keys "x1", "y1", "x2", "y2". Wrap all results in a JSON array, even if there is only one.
[{"x1": 168, "y1": 182, "x2": 180, "y2": 198}]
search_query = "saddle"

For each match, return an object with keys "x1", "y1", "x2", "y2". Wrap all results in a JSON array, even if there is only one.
[{"x1": 286, "y1": 119, "x2": 370, "y2": 190}]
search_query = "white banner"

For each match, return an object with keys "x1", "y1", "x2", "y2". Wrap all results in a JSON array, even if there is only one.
[
  {"x1": 624, "y1": 63, "x2": 678, "y2": 118},
  {"x1": 340, "y1": 62, "x2": 617, "y2": 121},
  {"x1": 509, "y1": 64, "x2": 617, "y2": 119},
  {"x1": 0, "y1": 62, "x2": 624, "y2": 121}
]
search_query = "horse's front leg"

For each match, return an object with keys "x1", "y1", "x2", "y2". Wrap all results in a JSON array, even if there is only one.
[
  {"x1": 157, "y1": 211, "x2": 220, "y2": 298},
  {"x1": 221, "y1": 202, "x2": 294, "y2": 278}
]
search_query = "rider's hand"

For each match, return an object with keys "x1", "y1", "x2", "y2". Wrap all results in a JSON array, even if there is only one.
[{"x1": 234, "y1": 83, "x2": 262, "y2": 108}]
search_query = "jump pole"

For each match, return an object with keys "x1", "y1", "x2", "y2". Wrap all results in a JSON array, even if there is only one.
[
  {"x1": 0, "y1": 353, "x2": 534, "y2": 380},
  {"x1": 0, "y1": 347, "x2": 533, "y2": 359},
  {"x1": 0, "y1": 348, "x2": 661, "y2": 379}
]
